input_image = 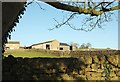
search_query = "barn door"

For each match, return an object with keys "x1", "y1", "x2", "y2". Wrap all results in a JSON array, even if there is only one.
[{"x1": 46, "y1": 44, "x2": 50, "y2": 50}]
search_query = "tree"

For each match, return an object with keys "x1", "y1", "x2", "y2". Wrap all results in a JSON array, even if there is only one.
[
  {"x1": 80, "y1": 43, "x2": 92, "y2": 49},
  {"x1": 42, "y1": 0, "x2": 120, "y2": 31},
  {"x1": 86, "y1": 43, "x2": 92, "y2": 48},
  {"x1": 43, "y1": 0, "x2": 119, "y2": 16},
  {"x1": 69, "y1": 42, "x2": 79, "y2": 49},
  {"x1": 80, "y1": 43, "x2": 86, "y2": 49}
]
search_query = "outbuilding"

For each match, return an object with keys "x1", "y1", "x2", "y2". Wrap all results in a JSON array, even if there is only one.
[{"x1": 5, "y1": 41, "x2": 20, "y2": 50}]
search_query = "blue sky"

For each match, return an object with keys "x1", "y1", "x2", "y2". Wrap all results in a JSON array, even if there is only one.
[{"x1": 9, "y1": 2, "x2": 118, "y2": 49}]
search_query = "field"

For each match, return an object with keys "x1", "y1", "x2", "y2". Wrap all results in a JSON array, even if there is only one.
[
  {"x1": 4, "y1": 48, "x2": 119, "y2": 58},
  {"x1": 4, "y1": 49, "x2": 70, "y2": 58}
]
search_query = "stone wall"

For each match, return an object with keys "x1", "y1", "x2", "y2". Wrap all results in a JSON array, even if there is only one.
[{"x1": 2, "y1": 53, "x2": 120, "y2": 81}]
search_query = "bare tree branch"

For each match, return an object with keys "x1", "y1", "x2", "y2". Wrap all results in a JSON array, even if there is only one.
[
  {"x1": 44, "y1": 1, "x2": 120, "y2": 16},
  {"x1": 49, "y1": 13, "x2": 78, "y2": 30}
]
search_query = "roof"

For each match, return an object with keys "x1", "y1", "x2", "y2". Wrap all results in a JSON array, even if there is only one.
[
  {"x1": 7, "y1": 41, "x2": 20, "y2": 44},
  {"x1": 60, "y1": 43, "x2": 69, "y2": 46},
  {"x1": 32, "y1": 40, "x2": 58, "y2": 46}
]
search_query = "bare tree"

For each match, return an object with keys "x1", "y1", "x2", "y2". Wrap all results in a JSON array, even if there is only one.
[
  {"x1": 42, "y1": 0, "x2": 119, "y2": 31},
  {"x1": 69, "y1": 42, "x2": 79, "y2": 48},
  {"x1": 86, "y1": 42, "x2": 92, "y2": 48},
  {"x1": 80, "y1": 43, "x2": 86, "y2": 49},
  {"x1": 80, "y1": 42, "x2": 92, "y2": 49}
]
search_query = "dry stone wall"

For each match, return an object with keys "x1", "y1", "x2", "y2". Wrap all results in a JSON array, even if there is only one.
[{"x1": 2, "y1": 51, "x2": 120, "y2": 81}]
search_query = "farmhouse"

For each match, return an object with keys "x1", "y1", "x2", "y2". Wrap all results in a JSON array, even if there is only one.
[
  {"x1": 32, "y1": 40, "x2": 75, "y2": 51},
  {"x1": 5, "y1": 41, "x2": 20, "y2": 50}
]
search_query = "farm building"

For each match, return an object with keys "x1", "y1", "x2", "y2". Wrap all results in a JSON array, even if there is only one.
[
  {"x1": 32, "y1": 40, "x2": 75, "y2": 51},
  {"x1": 5, "y1": 41, "x2": 20, "y2": 50}
]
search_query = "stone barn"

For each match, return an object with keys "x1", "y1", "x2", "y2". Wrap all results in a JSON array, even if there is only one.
[
  {"x1": 5, "y1": 41, "x2": 20, "y2": 50},
  {"x1": 31, "y1": 40, "x2": 73, "y2": 51}
]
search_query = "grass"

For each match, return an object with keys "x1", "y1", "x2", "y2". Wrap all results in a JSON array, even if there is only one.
[
  {"x1": 4, "y1": 48, "x2": 117, "y2": 58},
  {"x1": 4, "y1": 49, "x2": 70, "y2": 58}
]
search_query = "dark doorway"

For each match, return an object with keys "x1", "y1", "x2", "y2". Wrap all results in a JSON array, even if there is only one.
[
  {"x1": 60, "y1": 47, "x2": 63, "y2": 50},
  {"x1": 70, "y1": 46, "x2": 73, "y2": 50},
  {"x1": 46, "y1": 44, "x2": 50, "y2": 50}
]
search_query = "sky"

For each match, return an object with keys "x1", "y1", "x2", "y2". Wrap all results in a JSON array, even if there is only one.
[{"x1": 9, "y1": 2, "x2": 118, "y2": 49}]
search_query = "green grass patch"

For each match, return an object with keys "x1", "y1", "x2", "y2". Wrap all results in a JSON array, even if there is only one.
[{"x1": 4, "y1": 49, "x2": 71, "y2": 58}]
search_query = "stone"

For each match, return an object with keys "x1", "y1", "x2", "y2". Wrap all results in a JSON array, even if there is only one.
[
  {"x1": 97, "y1": 77, "x2": 105, "y2": 80},
  {"x1": 80, "y1": 65, "x2": 86, "y2": 70},
  {"x1": 110, "y1": 76, "x2": 119, "y2": 80},
  {"x1": 87, "y1": 76, "x2": 99, "y2": 80},
  {"x1": 91, "y1": 72, "x2": 101, "y2": 77},
  {"x1": 91, "y1": 64, "x2": 98, "y2": 71},
  {"x1": 110, "y1": 71, "x2": 116, "y2": 77},
  {"x1": 116, "y1": 71, "x2": 120, "y2": 76},
  {"x1": 85, "y1": 72, "x2": 92, "y2": 76},
  {"x1": 59, "y1": 63, "x2": 67, "y2": 73},
  {"x1": 79, "y1": 56, "x2": 85, "y2": 64},
  {"x1": 92, "y1": 55, "x2": 100, "y2": 64},
  {"x1": 99, "y1": 56, "x2": 105, "y2": 64},
  {"x1": 72, "y1": 69, "x2": 78, "y2": 75},
  {"x1": 87, "y1": 64, "x2": 91, "y2": 68},
  {"x1": 97, "y1": 69, "x2": 104, "y2": 73},
  {"x1": 79, "y1": 70, "x2": 85, "y2": 75},
  {"x1": 107, "y1": 55, "x2": 119, "y2": 66},
  {"x1": 102, "y1": 73, "x2": 106, "y2": 77},
  {"x1": 53, "y1": 69, "x2": 56, "y2": 73},
  {"x1": 61, "y1": 74, "x2": 73, "y2": 80},
  {"x1": 112, "y1": 67, "x2": 118, "y2": 71},
  {"x1": 32, "y1": 75, "x2": 38, "y2": 80},
  {"x1": 85, "y1": 68, "x2": 91, "y2": 72},
  {"x1": 118, "y1": 55, "x2": 120, "y2": 67},
  {"x1": 76, "y1": 75, "x2": 87, "y2": 80},
  {"x1": 118, "y1": 63, "x2": 120, "y2": 68},
  {"x1": 100, "y1": 64, "x2": 104, "y2": 69},
  {"x1": 84, "y1": 55, "x2": 92, "y2": 64},
  {"x1": 92, "y1": 77, "x2": 104, "y2": 80}
]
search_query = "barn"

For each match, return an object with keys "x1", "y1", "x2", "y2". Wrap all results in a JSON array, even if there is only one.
[
  {"x1": 31, "y1": 40, "x2": 73, "y2": 51},
  {"x1": 5, "y1": 41, "x2": 20, "y2": 50}
]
